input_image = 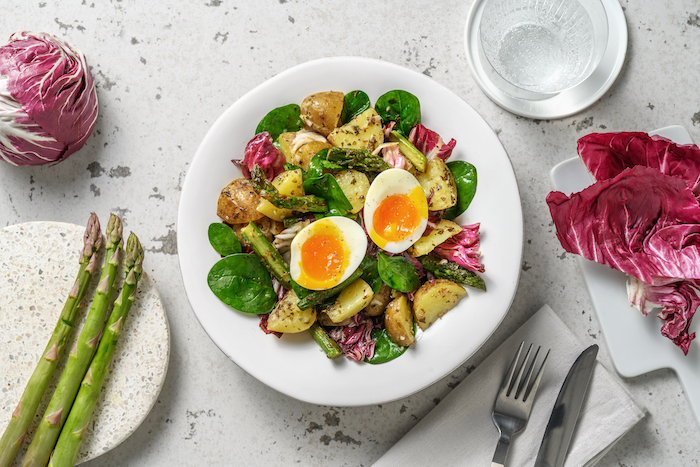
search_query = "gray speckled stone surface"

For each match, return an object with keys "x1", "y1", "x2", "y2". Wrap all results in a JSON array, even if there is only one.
[{"x1": 0, "y1": 1, "x2": 699, "y2": 465}]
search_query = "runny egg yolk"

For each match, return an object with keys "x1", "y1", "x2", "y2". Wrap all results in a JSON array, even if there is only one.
[
  {"x1": 371, "y1": 186, "x2": 427, "y2": 248},
  {"x1": 296, "y1": 226, "x2": 349, "y2": 290}
]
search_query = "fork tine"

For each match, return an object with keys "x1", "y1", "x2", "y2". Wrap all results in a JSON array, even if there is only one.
[
  {"x1": 523, "y1": 348, "x2": 549, "y2": 403},
  {"x1": 512, "y1": 343, "x2": 534, "y2": 399},
  {"x1": 501, "y1": 341, "x2": 524, "y2": 396},
  {"x1": 518, "y1": 345, "x2": 541, "y2": 400}
]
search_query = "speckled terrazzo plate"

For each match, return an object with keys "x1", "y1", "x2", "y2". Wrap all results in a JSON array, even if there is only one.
[
  {"x1": 0, "y1": 221, "x2": 170, "y2": 464},
  {"x1": 178, "y1": 57, "x2": 523, "y2": 406}
]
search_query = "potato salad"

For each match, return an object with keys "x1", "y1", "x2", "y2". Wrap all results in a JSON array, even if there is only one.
[{"x1": 207, "y1": 89, "x2": 485, "y2": 363}]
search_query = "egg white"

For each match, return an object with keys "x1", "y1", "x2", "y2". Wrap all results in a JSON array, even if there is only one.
[
  {"x1": 289, "y1": 216, "x2": 367, "y2": 291},
  {"x1": 363, "y1": 169, "x2": 429, "y2": 254}
]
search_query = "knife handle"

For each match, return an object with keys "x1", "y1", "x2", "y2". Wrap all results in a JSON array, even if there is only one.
[{"x1": 490, "y1": 430, "x2": 513, "y2": 467}]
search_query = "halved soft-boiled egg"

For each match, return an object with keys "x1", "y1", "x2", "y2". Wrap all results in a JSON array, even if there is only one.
[
  {"x1": 289, "y1": 217, "x2": 367, "y2": 291},
  {"x1": 363, "y1": 168, "x2": 429, "y2": 253}
]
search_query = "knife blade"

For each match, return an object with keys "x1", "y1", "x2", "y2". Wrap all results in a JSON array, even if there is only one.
[{"x1": 534, "y1": 344, "x2": 599, "y2": 467}]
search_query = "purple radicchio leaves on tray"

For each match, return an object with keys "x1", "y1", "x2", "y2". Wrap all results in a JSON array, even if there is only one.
[
  {"x1": 578, "y1": 132, "x2": 700, "y2": 199},
  {"x1": 547, "y1": 163, "x2": 700, "y2": 354},
  {"x1": 627, "y1": 276, "x2": 699, "y2": 355},
  {"x1": 547, "y1": 165, "x2": 700, "y2": 286}
]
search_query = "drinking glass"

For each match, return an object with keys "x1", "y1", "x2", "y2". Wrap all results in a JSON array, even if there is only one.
[{"x1": 478, "y1": 0, "x2": 608, "y2": 100}]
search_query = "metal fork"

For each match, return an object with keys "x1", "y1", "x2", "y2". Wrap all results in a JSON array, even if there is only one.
[{"x1": 491, "y1": 341, "x2": 549, "y2": 467}]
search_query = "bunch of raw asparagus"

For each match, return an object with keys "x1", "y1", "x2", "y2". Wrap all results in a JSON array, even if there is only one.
[{"x1": 0, "y1": 213, "x2": 145, "y2": 467}]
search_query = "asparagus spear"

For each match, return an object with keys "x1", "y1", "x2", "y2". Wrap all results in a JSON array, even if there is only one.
[
  {"x1": 308, "y1": 323, "x2": 343, "y2": 359},
  {"x1": 324, "y1": 147, "x2": 392, "y2": 172},
  {"x1": 296, "y1": 268, "x2": 364, "y2": 310},
  {"x1": 48, "y1": 232, "x2": 144, "y2": 467},
  {"x1": 240, "y1": 222, "x2": 292, "y2": 290},
  {"x1": 0, "y1": 214, "x2": 103, "y2": 467},
  {"x1": 22, "y1": 214, "x2": 123, "y2": 467},
  {"x1": 418, "y1": 256, "x2": 486, "y2": 291},
  {"x1": 388, "y1": 130, "x2": 427, "y2": 172}
]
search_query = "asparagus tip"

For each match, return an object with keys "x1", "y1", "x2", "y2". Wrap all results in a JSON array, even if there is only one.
[
  {"x1": 82, "y1": 213, "x2": 102, "y2": 261},
  {"x1": 124, "y1": 232, "x2": 144, "y2": 279},
  {"x1": 105, "y1": 213, "x2": 123, "y2": 249}
]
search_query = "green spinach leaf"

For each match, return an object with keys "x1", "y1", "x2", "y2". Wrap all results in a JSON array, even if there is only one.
[
  {"x1": 255, "y1": 103, "x2": 305, "y2": 142},
  {"x1": 359, "y1": 255, "x2": 382, "y2": 293},
  {"x1": 377, "y1": 252, "x2": 419, "y2": 293},
  {"x1": 305, "y1": 152, "x2": 342, "y2": 180},
  {"x1": 208, "y1": 223, "x2": 242, "y2": 257},
  {"x1": 207, "y1": 253, "x2": 277, "y2": 314},
  {"x1": 366, "y1": 328, "x2": 408, "y2": 364},
  {"x1": 375, "y1": 90, "x2": 421, "y2": 136},
  {"x1": 341, "y1": 90, "x2": 371, "y2": 123},
  {"x1": 444, "y1": 161, "x2": 477, "y2": 220},
  {"x1": 303, "y1": 155, "x2": 353, "y2": 218}
]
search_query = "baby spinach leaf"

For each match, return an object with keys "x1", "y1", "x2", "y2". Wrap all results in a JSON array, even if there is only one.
[
  {"x1": 366, "y1": 328, "x2": 408, "y2": 364},
  {"x1": 306, "y1": 152, "x2": 342, "y2": 180},
  {"x1": 208, "y1": 223, "x2": 242, "y2": 257},
  {"x1": 341, "y1": 90, "x2": 371, "y2": 123},
  {"x1": 375, "y1": 90, "x2": 421, "y2": 136},
  {"x1": 359, "y1": 255, "x2": 382, "y2": 293},
  {"x1": 377, "y1": 252, "x2": 419, "y2": 293},
  {"x1": 444, "y1": 161, "x2": 478, "y2": 220},
  {"x1": 255, "y1": 103, "x2": 305, "y2": 142},
  {"x1": 303, "y1": 170, "x2": 353, "y2": 218},
  {"x1": 207, "y1": 253, "x2": 277, "y2": 314}
]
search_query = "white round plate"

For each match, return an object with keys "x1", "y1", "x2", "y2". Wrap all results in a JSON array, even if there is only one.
[
  {"x1": 0, "y1": 222, "x2": 170, "y2": 464},
  {"x1": 177, "y1": 56, "x2": 523, "y2": 407},
  {"x1": 464, "y1": 0, "x2": 628, "y2": 119}
]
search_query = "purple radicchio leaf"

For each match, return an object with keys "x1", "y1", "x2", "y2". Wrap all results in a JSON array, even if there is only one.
[
  {"x1": 432, "y1": 223, "x2": 484, "y2": 273},
  {"x1": 408, "y1": 123, "x2": 457, "y2": 162},
  {"x1": 328, "y1": 312, "x2": 379, "y2": 362},
  {"x1": 547, "y1": 165, "x2": 700, "y2": 286},
  {"x1": 381, "y1": 143, "x2": 408, "y2": 170},
  {"x1": 578, "y1": 132, "x2": 700, "y2": 200},
  {"x1": 0, "y1": 31, "x2": 98, "y2": 166},
  {"x1": 234, "y1": 131, "x2": 286, "y2": 180},
  {"x1": 627, "y1": 276, "x2": 699, "y2": 355}
]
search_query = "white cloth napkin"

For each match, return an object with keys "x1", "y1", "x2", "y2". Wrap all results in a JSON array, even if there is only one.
[{"x1": 372, "y1": 304, "x2": 646, "y2": 467}]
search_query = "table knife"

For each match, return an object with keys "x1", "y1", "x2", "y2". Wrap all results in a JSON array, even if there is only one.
[{"x1": 534, "y1": 344, "x2": 599, "y2": 467}]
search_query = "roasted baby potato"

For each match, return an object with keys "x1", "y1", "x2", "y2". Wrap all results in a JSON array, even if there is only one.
[
  {"x1": 412, "y1": 279, "x2": 467, "y2": 330},
  {"x1": 256, "y1": 169, "x2": 304, "y2": 221},
  {"x1": 300, "y1": 91, "x2": 344, "y2": 137},
  {"x1": 334, "y1": 169, "x2": 370, "y2": 214},
  {"x1": 317, "y1": 311, "x2": 352, "y2": 327},
  {"x1": 294, "y1": 141, "x2": 332, "y2": 170},
  {"x1": 364, "y1": 282, "x2": 393, "y2": 316},
  {"x1": 278, "y1": 132, "x2": 332, "y2": 170},
  {"x1": 325, "y1": 278, "x2": 374, "y2": 323},
  {"x1": 217, "y1": 178, "x2": 265, "y2": 224},
  {"x1": 416, "y1": 157, "x2": 458, "y2": 211},
  {"x1": 407, "y1": 219, "x2": 461, "y2": 257},
  {"x1": 327, "y1": 108, "x2": 384, "y2": 152},
  {"x1": 266, "y1": 289, "x2": 316, "y2": 333},
  {"x1": 384, "y1": 295, "x2": 415, "y2": 346}
]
